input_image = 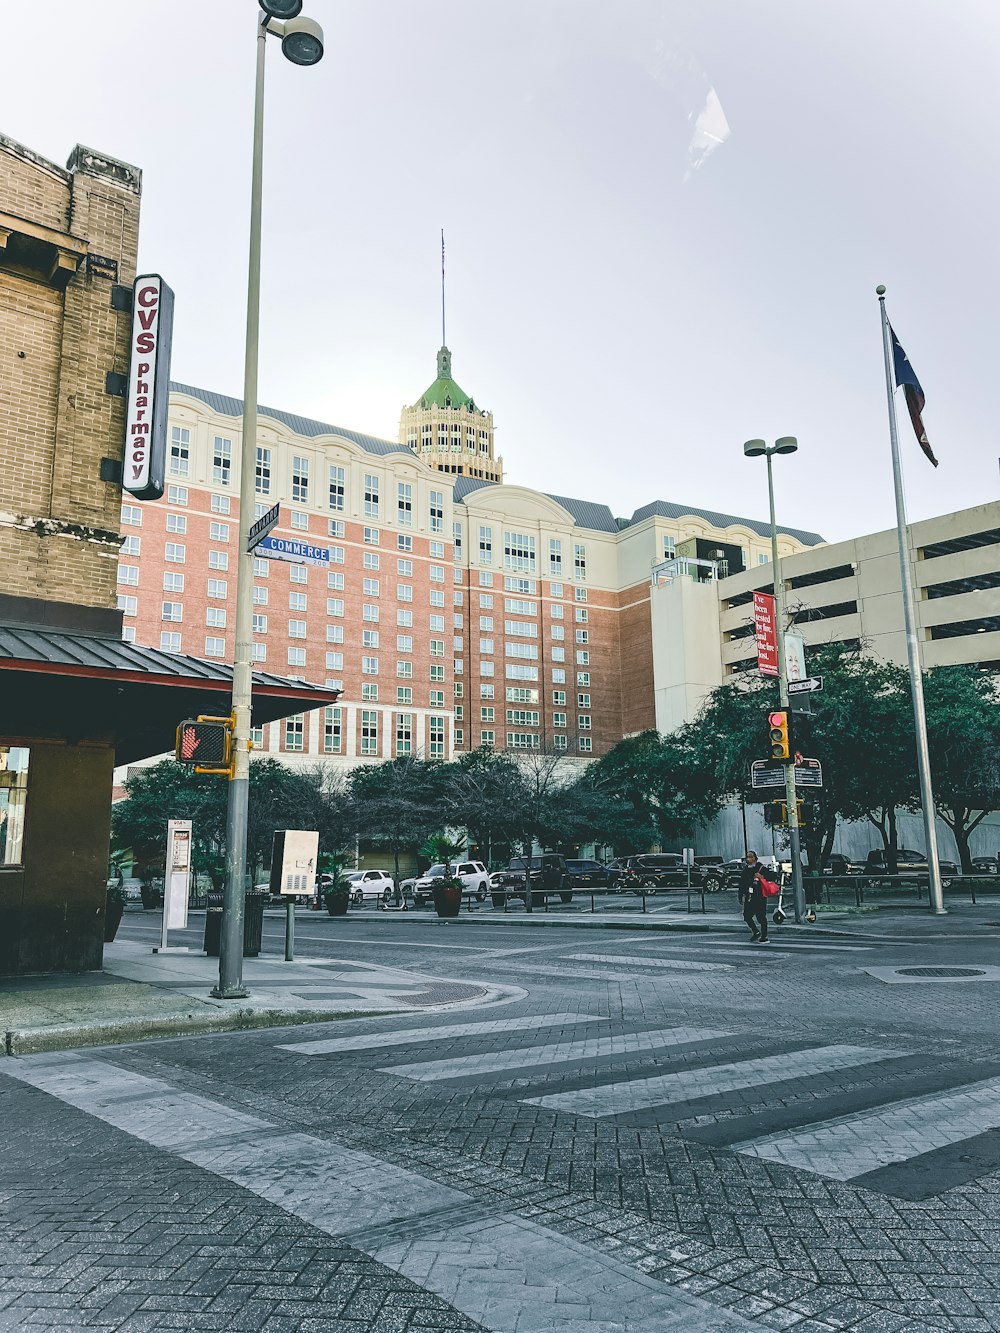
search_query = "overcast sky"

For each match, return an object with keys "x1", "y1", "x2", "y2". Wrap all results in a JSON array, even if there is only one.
[{"x1": 3, "y1": 1, "x2": 998, "y2": 542}]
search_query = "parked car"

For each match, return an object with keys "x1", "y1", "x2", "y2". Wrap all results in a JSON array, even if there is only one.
[
  {"x1": 970, "y1": 856, "x2": 999, "y2": 875},
  {"x1": 346, "y1": 869, "x2": 395, "y2": 905},
  {"x1": 564, "y1": 858, "x2": 612, "y2": 888},
  {"x1": 862, "y1": 849, "x2": 958, "y2": 883},
  {"x1": 410, "y1": 861, "x2": 490, "y2": 907},
  {"x1": 606, "y1": 853, "x2": 724, "y2": 893},
  {"x1": 821, "y1": 853, "x2": 862, "y2": 876},
  {"x1": 492, "y1": 854, "x2": 573, "y2": 906}
]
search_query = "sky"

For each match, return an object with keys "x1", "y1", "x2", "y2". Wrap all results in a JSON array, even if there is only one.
[{"x1": 2, "y1": 0, "x2": 998, "y2": 543}]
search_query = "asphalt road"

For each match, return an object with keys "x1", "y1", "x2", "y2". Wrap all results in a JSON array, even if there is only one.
[{"x1": 3, "y1": 906, "x2": 1000, "y2": 1332}]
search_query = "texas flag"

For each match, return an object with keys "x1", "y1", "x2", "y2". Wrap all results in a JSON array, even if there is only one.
[{"x1": 890, "y1": 327, "x2": 938, "y2": 467}]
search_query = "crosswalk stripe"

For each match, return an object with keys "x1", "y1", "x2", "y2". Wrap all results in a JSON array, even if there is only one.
[
  {"x1": 381, "y1": 1026, "x2": 731, "y2": 1082},
  {"x1": 523, "y1": 1044, "x2": 903, "y2": 1118},
  {"x1": 731, "y1": 1074, "x2": 1000, "y2": 1180},
  {"x1": 567, "y1": 954, "x2": 734, "y2": 972},
  {"x1": 276, "y1": 1012, "x2": 607, "y2": 1056}
]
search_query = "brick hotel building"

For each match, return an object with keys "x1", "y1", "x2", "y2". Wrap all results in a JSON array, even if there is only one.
[{"x1": 117, "y1": 344, "x2": 821, "y2": 771}]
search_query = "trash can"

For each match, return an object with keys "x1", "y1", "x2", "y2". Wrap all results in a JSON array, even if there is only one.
[
  {"x1": 203, "y1": 892, "x2": 224, "y2": 956},
  {"x1": 203, "y1": 890, "x2": 267, "y2": 958}
]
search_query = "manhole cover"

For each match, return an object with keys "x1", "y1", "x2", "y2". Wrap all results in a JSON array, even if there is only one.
[{"x1": 896, "y1": 967, "x2": 987, "y2": 978}]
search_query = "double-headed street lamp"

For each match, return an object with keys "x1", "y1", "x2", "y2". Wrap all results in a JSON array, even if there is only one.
[
  {"x1": 213, "y1": 0, "x2": 324, "y2": 1000},
  {"x1": 743, "y1": 436, "x2": 807, "y2": 925}
]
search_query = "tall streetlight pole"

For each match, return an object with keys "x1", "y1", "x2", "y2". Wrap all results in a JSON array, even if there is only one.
[
  {"x1": 744, "y1": 437, "x2": 806, "y2": 924},
  {"x1": 213, "y1": 0, "x2": 325, "y2": 1000}
]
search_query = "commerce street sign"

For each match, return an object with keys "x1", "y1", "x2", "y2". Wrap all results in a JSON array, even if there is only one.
[{"x1": 255, "y1": 534, "x2": 330, "y2": 567}]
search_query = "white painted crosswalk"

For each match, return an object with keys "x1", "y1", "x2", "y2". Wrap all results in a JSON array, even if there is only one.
[
  {"x1": 732, "y1": 1074, "x2": 1000, "y2": 1179},
  {"x1": 382, "y1": 1026, "x2": 730, "y2": 1082},
  {"x1": 567, "y1": 953, "x2": 734, "y2": 972},
  {"x1": 277, "y1": 1011, "x2": 606, "y2": 1056},
  {"x1": 522, "y1": 1044, "x2": 903, "y2": 1118}
]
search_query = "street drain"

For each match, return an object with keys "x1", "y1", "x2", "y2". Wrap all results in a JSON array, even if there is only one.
[{"x1": 896, "y1": 967, "x2": 987, "y2": 978}]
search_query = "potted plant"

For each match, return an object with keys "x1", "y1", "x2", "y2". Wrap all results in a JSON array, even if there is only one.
[
  {"x1": 104, "y1": 880, "x2": 128, "y2": 942},
  {"x1": 432, "y1": 868, "x2": 464, "y2": 919},
  {"x1": 320, "y1": 865, "x2": 351, "y2": 917}
]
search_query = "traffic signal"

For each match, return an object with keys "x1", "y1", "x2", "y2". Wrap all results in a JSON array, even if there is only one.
[
  {"x1": 176, "y1": 719, "x2": 231, "y2": 769},
  {"x1": 768, "y1": 709, "x2": 791, "y2": 761},
  {"x1": 763, "y1": 800, "x2": 784, "y2": 827}
]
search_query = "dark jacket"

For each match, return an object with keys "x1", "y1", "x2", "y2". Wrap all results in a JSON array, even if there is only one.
[{"x1": 738, "y1": 861, "x2": 762, "y2": 905}]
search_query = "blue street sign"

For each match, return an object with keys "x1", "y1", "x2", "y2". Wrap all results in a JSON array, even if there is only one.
[{"x1": 255, "y1": 534, "x2": 330, "y2": 566}]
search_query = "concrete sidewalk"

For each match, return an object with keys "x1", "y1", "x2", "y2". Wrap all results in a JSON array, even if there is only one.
[{"x1": 0, "y1": 939, "x2": 520, "y2": 1057}]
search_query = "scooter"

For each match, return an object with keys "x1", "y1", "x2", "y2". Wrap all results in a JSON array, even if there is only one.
[{"x1": 771, "y1": 866, "x2": 817, "y2": 925}]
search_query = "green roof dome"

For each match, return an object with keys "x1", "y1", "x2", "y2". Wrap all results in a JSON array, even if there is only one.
[{"x1": 413, "y1": 346, "x2": 476, "y2": 411}]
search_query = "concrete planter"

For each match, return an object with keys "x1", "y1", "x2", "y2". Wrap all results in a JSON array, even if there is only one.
[{"x1": 433, "y1": 885, "x2": 463, "y2": 918}]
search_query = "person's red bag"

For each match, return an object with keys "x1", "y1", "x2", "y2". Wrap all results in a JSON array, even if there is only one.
[{"x1": 759, "y1": 876, "x2": 780, "y2": 898}]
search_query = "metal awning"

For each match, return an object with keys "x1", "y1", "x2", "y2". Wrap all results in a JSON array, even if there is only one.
[{"x1": 0, "y1": 626, "x2": 340, "y2": 764}]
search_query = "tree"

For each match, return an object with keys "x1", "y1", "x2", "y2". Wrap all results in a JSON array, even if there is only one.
[
  {"x1": 439, "y1": 747, "x2": 530, "y2": 864},
  {"x1": 349, "y1": 756, "x2": 443, "y2": 881},
  {"x1": 924, "y1": 666, "x2": 1000, "y2": 872}
]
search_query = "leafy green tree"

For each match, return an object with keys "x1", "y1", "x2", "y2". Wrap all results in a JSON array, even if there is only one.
[
  {"x1": 349, "y1": 756, "x2": 443, "y2": 881},
  {"x1": 439, "y1": 747, "x2": 529, "y2": 864},
  {"x1": 924, "y1": 666, "x2": 1000, "y2": 872}
]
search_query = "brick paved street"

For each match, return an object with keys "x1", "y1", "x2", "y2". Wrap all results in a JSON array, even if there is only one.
[{"x1": 4, "y1": 908, "x2": 1000, "y2": 1330}]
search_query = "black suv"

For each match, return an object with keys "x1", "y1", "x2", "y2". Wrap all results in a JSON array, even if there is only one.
[
  {"x1": 491, "y1": 854, "x2": 574, "y2": 908},
  {"x1": 564, "y1": 858, "x2": 612, "y2": 888}
]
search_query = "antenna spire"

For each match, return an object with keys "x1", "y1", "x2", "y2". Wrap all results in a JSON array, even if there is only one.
[{"x1": 440, "y1": 228, "x2": 446, "y2": 347}]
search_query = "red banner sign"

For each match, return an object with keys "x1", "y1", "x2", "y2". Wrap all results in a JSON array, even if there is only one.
[{"x1": 753, "y1": 591, "x2": 778, "y2": 676}]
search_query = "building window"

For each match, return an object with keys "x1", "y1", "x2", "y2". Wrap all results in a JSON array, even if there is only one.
[
  {"x1": 169, "y1": 426, "x2": 190, "y2": 477},
  {"x1": 210, "y1": 521, "x2": 230, "y2": 543},
  {"x1": 397, "y1": 481, "x2": 413, "y2": 526},
  {"x1": 549, "y1": 539, "x2": 562, "y2": 574},
  {"x1": 288, "y1": 592, "x2": 307, "y2": 613},
  {"x1": 575, "y1": 629, "x2": 589, "y2": 644},
  {"x1": 205, "y1": 636, "x2": 225, "y2": 657},
  {"x1": 328, "y1": 570, "x2": 345, "y2": 590},
  {"x1": 397, "y1": 559, "x2": 413, "y2": 578},
  {"x1": 164, "y1": 542, "x2": 186, "y2": 564},
  {"x1": 166, "y1": 513, "x2": 187, "y2": 534},
  {"x1": 577, "y1": 672, "x2": 591, "y2": 687},
  {"x1": 323, "y1": 707, "x2": 342, "y2": 754},
  {"x1": 363, "y1": 577, "x2": 380, "y2": 596},
  {"x1": 553, "y1": 668, "x2": 566, "y2": 684},
  {"x1": 160, "y1": 631, "x2": 181, "y2": 652},
  {"x1": 575, "y1": 606, "x2": 588, "y2": 622},
  {"x1": 575, "y1": 586, "x2": 588, "y2": 603},
  {"x1": 397, "y1": 660, "x2": 413, "y2": 679},
  {"x1": 363, "y1": 604, "x2": 379, "y2": 623},
  {"x1": 362, "y1": 630, "x2": 379, "y2": 649},
  {"x1": 329, "y1": 464, "x2": 345, "y2": 511},
  {"x1": 504, "y1": 532, "x2": 536, "y2": 573},
  {"x1": 552, "y1": 734, "x2": 568, "y2": 751},
  {"x1": 507, "y1": 732, "x2": 540, "y2": 750},
  {"x1": 397, "y1": 584, "x2": 413, "y2": 603},
  {"x1": 552, "y1": 647, "x2": 565, "y2": 662},
  {"x1": 506, "y1": 710, "x2": 540, "y2": 727},
  {"x1": 253, "y1": 558, "x2": 269, "y2": 577},
  {"x1": 363, "y1": 527, "x2": 379, "y2": 545},
  {"x1": 397, "y1": 686, "x2": 413, "y2": 705},
  {"x1": 121, "y1": 504, "x2": 142, "y2": 527},
  {"x1": 453, "y1": 521, "x2": 463, "y2": 558},
  {"x1": 207, "y1": 578, "x2": 226, "y2": 599},
  {"x1": 363, "y1": 473, "x2": 379, "y2": 518},
  {"x1": 251, "y1": 643, "x2": 266, "y2": 662},
  {"x1": 552, "y1": 713, "x2": 567, "y2": 727},
  {"x1": 210, "y1": 494, "x2": 231, "y2": 515},
  {"x1": 430, "y1": 590, "x2": 445, "y2": 608},
  {"x1": 121, "y1": 626, "x2": 136, "y2": 643},
  {"x1": 361, "y1": 710, "x2": 378, "y2": 756},
  {"x1": 170, "y1": 486, "x2": 189, "y2": 507},
  {"x1": 206, "y1": 607, "x2": 227, "y2": 628},
  {"x1": 253, "y1": 586, "x2": 268, "y2": 605},
  {"x1": 481, "y1": 729, "x2": 495, "y2": 746},
  {"x1": 117, "y1": 564, "x2": 139, "y2": 586},
  {"x1": 212, "y1": 436, "x2": 232, "y2": 486},
  {"x1": 120, "y1": 535, "x2": 141, "y2": 558},
  {"x1": 576, "y1": 650, "x2": 590, "y2": 665},
  {"x1": 255, "y1": 445, "x2": 271, "y2": 495},
  {"x1": 287, "y1": 646, "x2": 306, "y2": 668},
  {"x1": 553, "y1": 690, "x2": 567, "y2": 706},
  {"x1": 288, "y1": 619, "x2": 307, "y2": 639},
  {"x1": 574, "y1": 544, "x2": 587, "y2": 581},
  {"x1": 758, "y1": 553, "x2": 770, "y2": 565},
  {"x1": 288, "y1": 510, "x2": 307, "y2": 530},
  {"x1": 430, "y1": 489, "x2": 444, "y2": 533},
  {"x1": 480, "y1": 683, "x2": 495, "y2": 700},
  {"x1": 429, "y1": 716, "x2": 445, "y2": 758},
  {"x1": 291, "y1": 455, "x2": 309, "y2": 504},
  {"x1": 284, "y1": 715, "x2": 304, "y2": 751},
  {"x1": 327, "y1": 598, "x2": 345, "y2": 617},
  {"x1": 429, "y1": 639, "x2": 445, "y2": 658},
  {"x1": 362, "y1": 656, "x2": 379, "y2": 675},
  {"x1": 394, "y1": 713, "x2": 413, "y2": 755},
  {"x1": 289, "y1": 565, "x2": 307, "y2": 585},
  {"x1": 397, "y1": 635, "x2": 413, "y2": 653},
  {"x1": 663, "y1": 536, "x2": 676, "y2": 560},
  {"x1": 578, "y1": 692, "x2": 591, "y2": 708},
  {"x1": 252, "y1": 613, "x2": 267, "y2": 634},
  {"x1": 164, "y1": 572, "x2": 184, "y2": 593},
  {"x1": 578, "y1": 714, "x2": 592, "y2": 730},
  {"x1": 551, "y1": 625, "x2": 565, "y2": 641},
  {"x1": 579, "y1": 736, "x2": 593, "y2": 753},
  {"x1": 208, "y1": 550, "x2": 228, "y2": 570},
  {"x1": 117, "y1": 595, "x2": 137, "y2": 617}
]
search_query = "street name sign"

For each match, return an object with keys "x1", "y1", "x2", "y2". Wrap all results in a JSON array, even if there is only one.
[
  {"x1": 256, "y1": 534, "x2": 330, "y2": 566},
  {"x1": 788, "y1": 676, "x2": 824, "y2": 695},
  {"x1": 751, "y1": 758, "x2": 824, "y2": 789},
  {"x1": 247, "y1": 502, "x2": 279, "y2": 551}
]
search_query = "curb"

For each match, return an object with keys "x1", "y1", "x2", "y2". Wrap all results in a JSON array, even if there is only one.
[{"x1": 2, "y1": 1006, "x2": 389, "y2": 1058}]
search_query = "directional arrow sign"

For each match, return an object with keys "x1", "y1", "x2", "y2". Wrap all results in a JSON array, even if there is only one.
[
  {"x1": 788, "y1": 676, "x2": 823, "y2": 695},
  {"x1": 247, "y1": 502, "x2": 279, "y2": 551}
]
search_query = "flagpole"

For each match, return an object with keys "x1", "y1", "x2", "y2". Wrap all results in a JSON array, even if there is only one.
[{"x1": 876, "y1": 285, "x2": 945, "y2": 914}]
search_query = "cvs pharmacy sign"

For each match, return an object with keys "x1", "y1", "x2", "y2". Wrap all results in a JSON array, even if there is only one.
[{"x1": 122, "y1": 274, "x2": 175, "y2": 500}]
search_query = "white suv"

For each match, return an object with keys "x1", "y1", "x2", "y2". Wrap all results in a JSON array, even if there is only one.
[
  {"x1": 346, "y1": 869, "x2": 395, "y2": 905},
  {"x1": 411, "y1": 861, "x2": 490, "y2": 907}
]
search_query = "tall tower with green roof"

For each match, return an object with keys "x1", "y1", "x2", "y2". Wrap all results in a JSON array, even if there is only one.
[{"x1": 398, "y1": 344, "x2": 502, "y2": 483}]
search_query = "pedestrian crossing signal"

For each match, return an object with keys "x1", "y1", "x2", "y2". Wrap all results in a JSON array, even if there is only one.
[
  {"x1": 175, "y1": 719, "x2": 231, "y2": 770},
  {"x1": 768, "y1": 709, "x2": 791, "y2": 761}
]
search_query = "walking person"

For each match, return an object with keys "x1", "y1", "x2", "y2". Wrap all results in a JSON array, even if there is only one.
[{"x1": 738, "y1": 850, "x2": 769, "y2": 943}]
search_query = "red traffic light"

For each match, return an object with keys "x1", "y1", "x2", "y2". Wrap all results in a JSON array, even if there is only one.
[
  {"x1": 175, "y1": 719, "x2": 231, "y2": 767},
  {"x1": 767, "y1": 709, "x2": 790, "y2": 761}
]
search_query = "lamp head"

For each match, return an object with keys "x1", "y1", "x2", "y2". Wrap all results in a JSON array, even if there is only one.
[
  {"x1": 774, "y1": 436, "x2": 798, "y2": 455},
  {"x1": 743, "y1": 439, "x2": 767, "y2": 458},
  {"x1": 281, "y1": 14, "x2": 324, "y2": 64},
  {"x1": 259, "y1": 0, "x2": 303, "y2": 18}
]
